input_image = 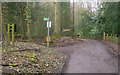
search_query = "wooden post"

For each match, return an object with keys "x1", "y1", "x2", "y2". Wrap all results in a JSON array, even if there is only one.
[
  {"x1": 7, "y1": 24, "x2": 10, "y2": 45},
  {"x1": 7, "y1": 24, "x2": 14, "y2": 47},
  {"x1": 103, "y1": 32, "x2": 105, "y2": 41},
  {"x1": 12, "y1": 24, "x2": 14, "y2": 47}
]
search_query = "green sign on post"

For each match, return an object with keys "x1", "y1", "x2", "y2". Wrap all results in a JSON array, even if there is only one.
[
  {"x1": 43, "y1": 17, "x2": 51, "y2": 49},
  {"x1": 43, "y1": 17, "x2": 49, "y2": 21}
]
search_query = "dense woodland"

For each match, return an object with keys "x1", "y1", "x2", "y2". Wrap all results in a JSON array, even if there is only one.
[
  {"x1": 0, "y1": 1, "x2": 119, "y2": 73},
  {"x1": 1, "y1": 2, "x2": 119, "y2": 41}
]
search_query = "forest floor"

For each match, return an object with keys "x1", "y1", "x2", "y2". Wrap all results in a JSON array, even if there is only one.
[
  {"x1": 54, "y1": 39, "x2": 118, "y2": 73},
  {"x1": 1, "y1": 37, "x2": 82, "y2": 74},
  {"x1": 1, "y1": 41, "x2": 67, "y2": 73}
]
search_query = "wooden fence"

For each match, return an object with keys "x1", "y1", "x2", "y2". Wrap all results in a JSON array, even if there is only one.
[{"x1": 103, "y1": 32, "x2": 119, "y2": 44}]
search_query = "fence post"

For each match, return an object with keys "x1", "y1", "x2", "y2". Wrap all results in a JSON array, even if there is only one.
[
  {"x1": 7, "y1": 24, "x2": 10, "y2": 45},
  {"x1": 7, "y1": 24, "x2": 14, "y2": 47},
  {"x1": 103, "y1": 32, "x2": 105, "y2": 41}
]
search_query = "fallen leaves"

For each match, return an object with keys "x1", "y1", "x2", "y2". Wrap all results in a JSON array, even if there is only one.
[
  {"x1": 1, "y1": 41, "x2": 68, "y2": 73},
  {"x1": 50, "y1": 37, "x2": 81, "y2": 47}
]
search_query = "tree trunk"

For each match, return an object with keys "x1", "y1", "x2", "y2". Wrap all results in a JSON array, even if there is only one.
[
  {"x1": 54, "y1": 2, "x2": 61, "y2": 35},
  {"x1": 26, "y1": 2, "x2": 31, "y2": 41},
  {"x1": 0, "y1": 2, "x2": 2, "y2": 40},
  {"x1": 21, "y1": 3, "x2": 26, "y2": 40}
]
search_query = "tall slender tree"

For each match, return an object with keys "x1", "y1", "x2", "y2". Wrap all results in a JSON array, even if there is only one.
[
  {"x1": 54, "y1": 1, "x2": 61, "y2": 36},
  {"x1": 25, "y1": 2, "x2": 32, "y2": 41},
  {"x1": 0, "y1": 2, "x2": 2, "y2": 40}
]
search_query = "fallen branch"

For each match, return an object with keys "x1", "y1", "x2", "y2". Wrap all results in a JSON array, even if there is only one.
[{"x1": 5, "y1": 48, "x2": 40, "y2": 52}]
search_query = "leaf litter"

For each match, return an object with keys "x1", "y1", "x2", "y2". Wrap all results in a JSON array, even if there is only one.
[{"x1": 1, "y1": 41, "x2": 68, "y2": 73}]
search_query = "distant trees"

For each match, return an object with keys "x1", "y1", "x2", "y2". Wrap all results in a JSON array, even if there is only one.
[
  {"x1": 73, "y1": 2, "x2": 97, "y2": 38},
  {"x1": 73, "y1": 2, "x2": 119, "y2": 38},
  {"x1": 60, "y1": 2, "x2": 71, "y2": 36},
  {"x1": 98, "y1": 2, "x2": 119, "y2": 35},
  {"x1": 1, "y1": 1, "x2": 119, "y2": 41},
  {"x1": 53, "y1": 2, "x2": 71, "y2": 36},
  {"x1": 2, "y1": 2, "x2": 71, "y2": 39}
]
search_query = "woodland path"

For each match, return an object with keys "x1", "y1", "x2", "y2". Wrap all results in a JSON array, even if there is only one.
[{"x1": 54, "y1": 39, "x2": 118, "y2": 73}]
